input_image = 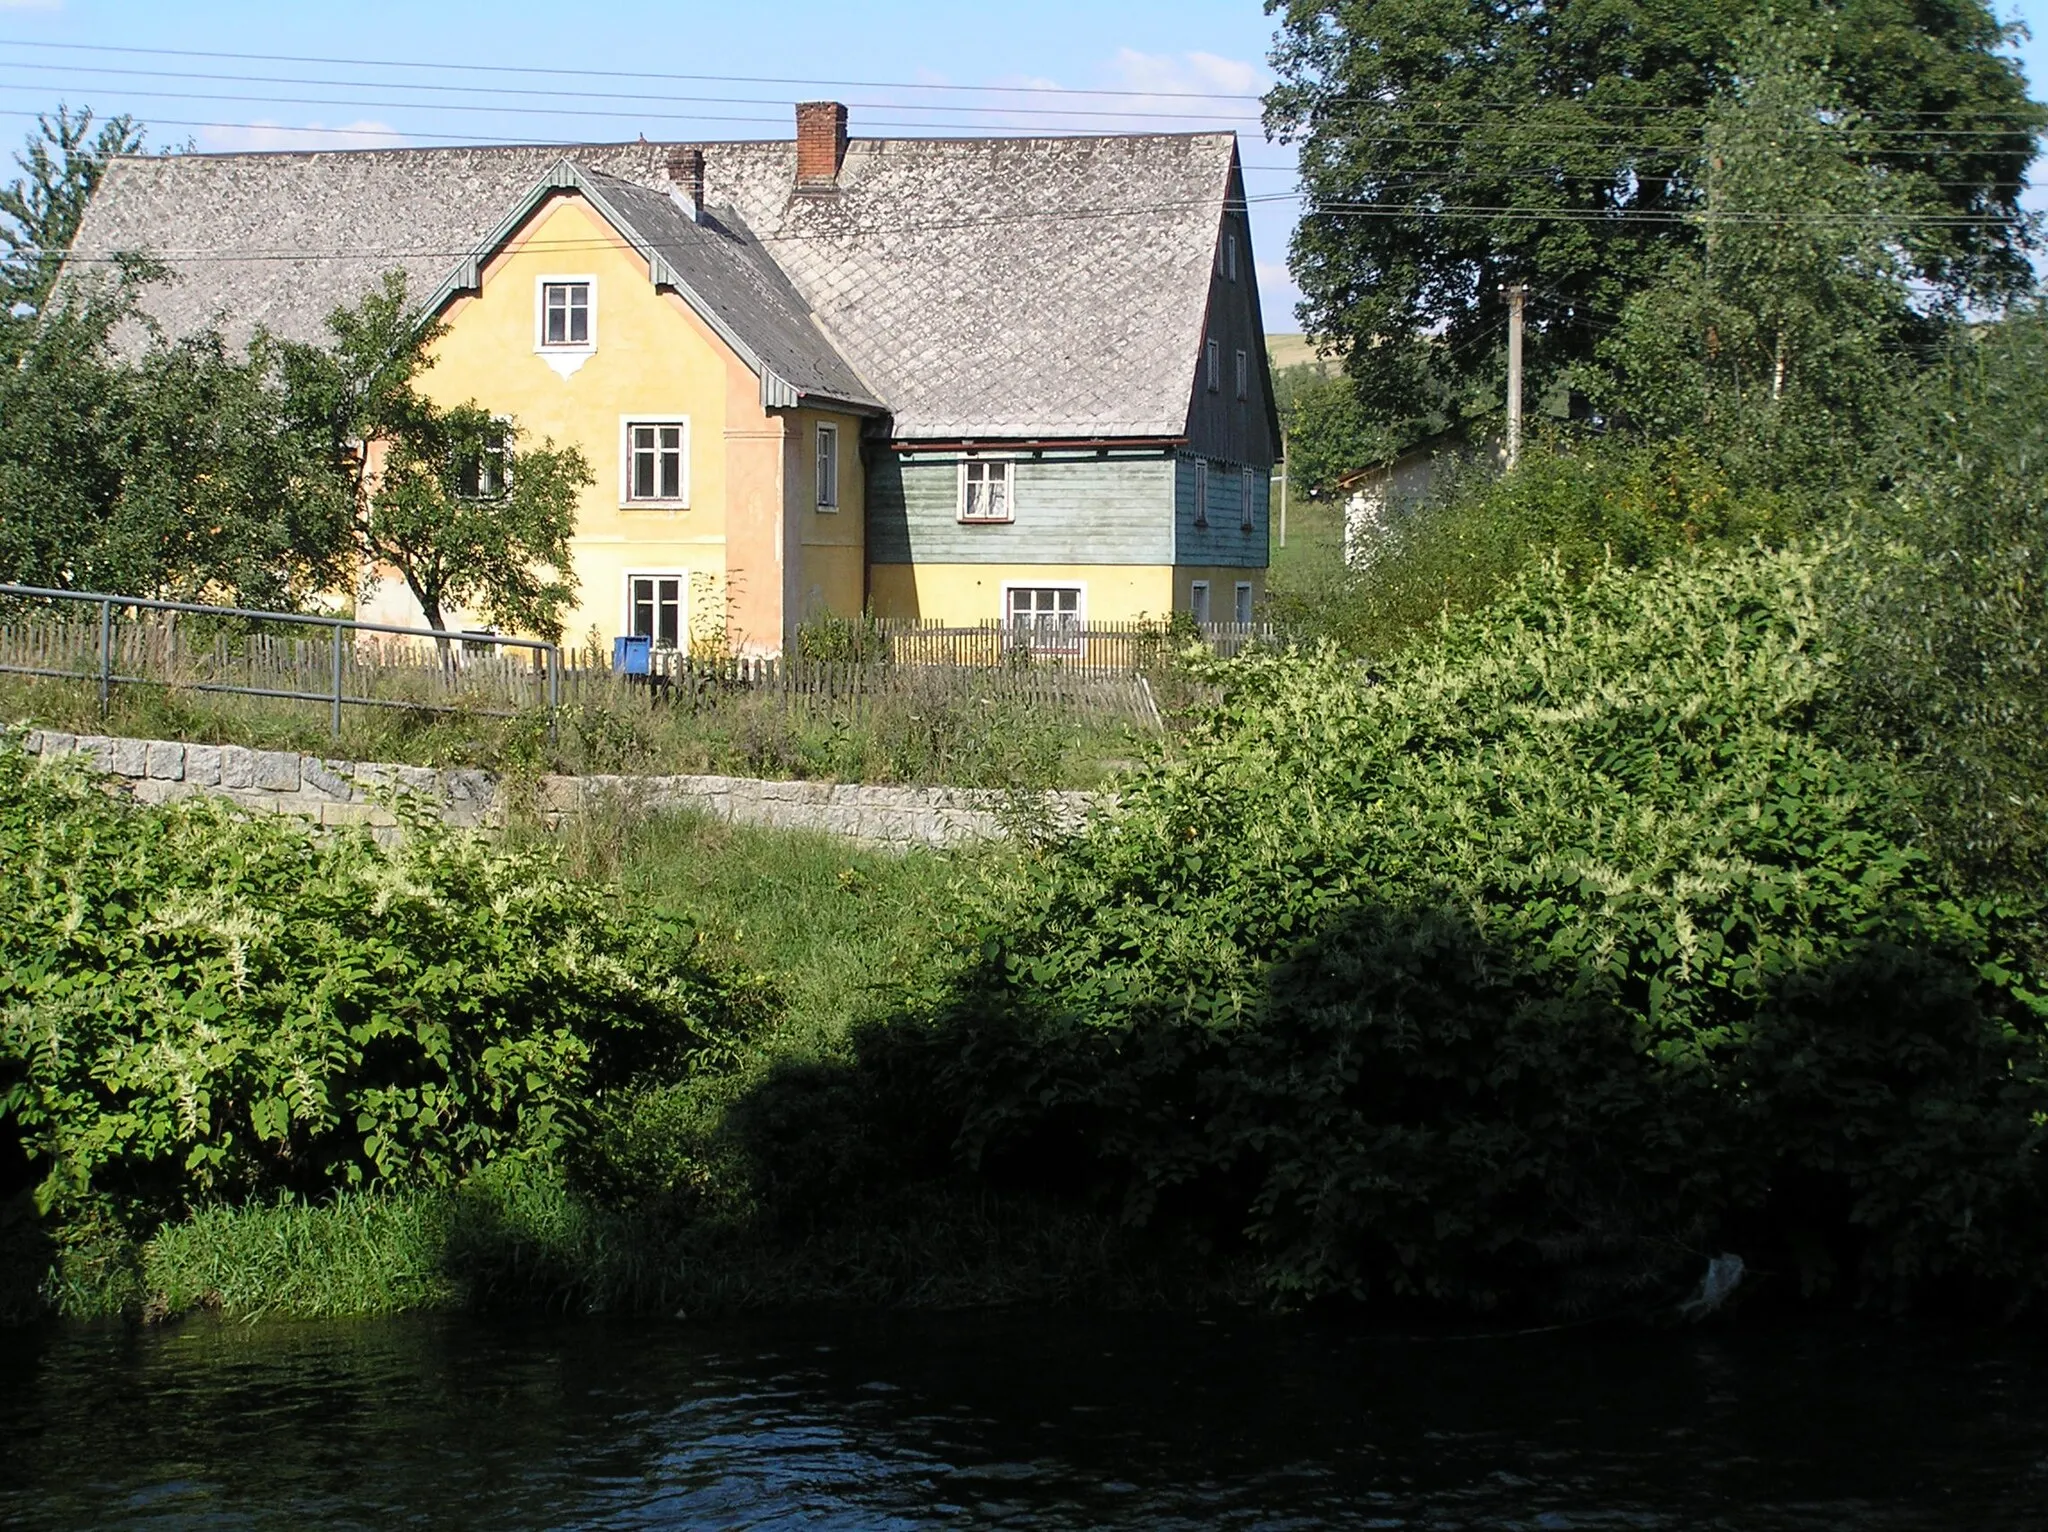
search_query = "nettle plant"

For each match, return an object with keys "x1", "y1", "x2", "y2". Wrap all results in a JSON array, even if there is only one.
[{"x1": 0, "y1": 749, "x2": 762, "y2": 1230}]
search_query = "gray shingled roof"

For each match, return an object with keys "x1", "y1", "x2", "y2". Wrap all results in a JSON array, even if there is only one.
[{"x1": 67, "y1": 131, "x2": 1239, "y2": 440}]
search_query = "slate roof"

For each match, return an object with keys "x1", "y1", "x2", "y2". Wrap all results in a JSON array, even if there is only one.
[{"x1": 66, "y1": 131, "x2": 1240, "y2": 440}]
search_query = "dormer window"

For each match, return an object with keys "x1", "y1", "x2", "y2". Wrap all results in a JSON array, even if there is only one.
[{"x1": 543, "y1": 281, "x2": 590, "y2": 346}]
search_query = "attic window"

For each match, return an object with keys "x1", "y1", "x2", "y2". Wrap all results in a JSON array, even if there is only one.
[
  {"x1": 1226, "y1": 231, "x2": 1239, "y2": 282},
  {"x1": 539, "y1": 280, "x2": 593, "y2": 349},
  {"x1": 1235, "y1": 349, "x2": 1248, "y2": 400},
  {"x1": 1206, "y1": 338, "x2": 1220, "y2": 393}
]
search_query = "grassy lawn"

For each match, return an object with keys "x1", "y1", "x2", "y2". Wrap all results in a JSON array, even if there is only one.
[{"x1": 517, "y1": 803, "x2": 973, "y2": 1058}]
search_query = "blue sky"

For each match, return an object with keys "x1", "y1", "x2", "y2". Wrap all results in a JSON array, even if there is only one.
[{"x1": 1, "y1": 0, "x2": 2044, "y2": 328}]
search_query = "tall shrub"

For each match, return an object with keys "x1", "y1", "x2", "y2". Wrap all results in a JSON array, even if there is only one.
[{"x1": 886, "y1": 544, "x2": 2048, "y2": 1313}]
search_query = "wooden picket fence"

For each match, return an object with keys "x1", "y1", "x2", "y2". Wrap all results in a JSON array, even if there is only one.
[
  {"x1": 0, "y1": 601, "x2": 1270, "y2": 732},
  {"x1": 577, "y1": 653, "x2": 1164, "y2": 727},
  {"x1": 0, "y1": 610, "x2": 553, "y2": 714}
]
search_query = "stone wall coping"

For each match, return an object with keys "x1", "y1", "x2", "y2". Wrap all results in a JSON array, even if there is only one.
[{"x1": 2, "y1": 726, "x2": 1101, "y2": 849}]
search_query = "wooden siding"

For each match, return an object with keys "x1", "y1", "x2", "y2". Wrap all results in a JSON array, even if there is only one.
[
  {"x1": 868, "y1": 451, "x2": 1177, "y2": 565},
  {"x1": 1182, "y1": 175, "x2": 1279, "y2": 470},
  {"x1": 1175, "y1": 455, "x2": 1271, "y2": 568}
]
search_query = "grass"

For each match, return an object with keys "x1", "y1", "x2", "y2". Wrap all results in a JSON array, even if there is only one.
[
  {"x1": 511, "y1": 803, "x2": 972, "y2": 1054},
  {"x1": 0, "y1": 672, "x2": 1148, "y2": 790}
]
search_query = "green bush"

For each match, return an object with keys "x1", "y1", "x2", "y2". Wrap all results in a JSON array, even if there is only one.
[
  {"x1": 1271, "y1": 436, "x2": 1794, "y2": 658},
  {"x1": 864, "y1": 542, "x2": 2048, "y2": 1314},
  {"x1": 0, "y1": 749, "x2": 763, "y2": 1232}
]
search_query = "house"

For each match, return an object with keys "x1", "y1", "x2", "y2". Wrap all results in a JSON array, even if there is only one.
[{"x1": 67, "y1": 105, "x2": 1277, "y2": 653}]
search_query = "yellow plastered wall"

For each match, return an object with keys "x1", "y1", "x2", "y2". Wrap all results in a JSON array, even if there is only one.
[
  {"x1": 1175, "y1": 565, "x2": 1267, "y2": 622},
  {"x1": 790, "y1": 406, "x2": 867, "y2": 625},
  {"x1": 868, "y1": 563, "x2": 1179, "y2": 625},
  {"x1": 363, "y1": 191, "x2": 796, "y2": 653}
]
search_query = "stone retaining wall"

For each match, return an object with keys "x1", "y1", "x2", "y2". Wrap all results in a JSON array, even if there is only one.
[{"x1": 3, "y1": 728, "x2": 1093, "y2": 849}]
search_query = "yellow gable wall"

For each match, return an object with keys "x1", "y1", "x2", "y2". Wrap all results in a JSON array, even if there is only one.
[{"x1": 405, "y1": 191, "x2": 790, "y2": 654}]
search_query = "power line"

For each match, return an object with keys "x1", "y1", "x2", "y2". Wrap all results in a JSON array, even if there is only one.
[
  {"x1": 0, "y1": 61, "x2": 1269, "y2": 124},
  {"x1": 0, "y1": 37, "x2": 1269, "y2": 101}
]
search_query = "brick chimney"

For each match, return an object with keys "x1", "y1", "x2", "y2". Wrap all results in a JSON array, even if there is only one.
[
  {"x1": 666, "y1": 146, "x2": 705, "y2": 221},
  {"x1": 795, "y1": 101, "x2": 848, "y2": 190}
]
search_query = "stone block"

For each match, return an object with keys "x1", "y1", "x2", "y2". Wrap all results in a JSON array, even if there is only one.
[
  {"x1": 145, "y1": 740, "x2": 185, "y2": 781},
  {"x1": 223, "y1": 789, "x2": 286, "y2": 815},
  {"x1": 17, "y1": 730, "x2": 41, "y2": 755},
  {"x1": 301, "y1": 759, "x2": 352, "y2": 801},
  {"x1": 220, "y1": 746, "x2": 256, "y2": 789},
  {"x1": 319, "y1": 801, "x2": 397, "y2": 828},
  {"x1": 130, "y1": 777, "x2": 184, "y2": 806},
  {"x1": 444, "y1": 769, "x2": 493, "y2": 804},
  {"x1": 253, "y1": 751, "x2": 300, "y2": 792},
  {"x1": 37, "y1": 732, "x2": 74, "y2": 758},
  {"x1": 535, "y1": 775, "x2": 583, "y2": 814},
  {"x1": 185, "y1": 744, "x2": 222, "y2": 786},
  {"x1": 393, "y1": 765, "x2": 439, "y2": 796},
  {"x1": 107, "y1": 737, "x2": 148, "y2": 777}
]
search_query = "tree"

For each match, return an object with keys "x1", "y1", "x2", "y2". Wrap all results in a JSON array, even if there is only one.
[
  {"x1": 1267, "y1": 0, "x2": 2043, "y2": 427},
  {"x1": 1277, "y1": 367, "x2": 1396, "y2": 494},
  {"x1": 279, "y1": 273, "x2": 593, "y2": 641},
  {"x1": 0, "y1": 106, "x2": 143, "y2": 319},
  {"x1": 1596, "y1": 25, "x2": 1926, "y2": 487},
  {"x1": 0, "y1": 260, "x2": 354, "y2": 605}
]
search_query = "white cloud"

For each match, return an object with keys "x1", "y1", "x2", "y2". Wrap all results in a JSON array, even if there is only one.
[
  {"x1": 195, "y1": 119, "x2": 404, "y2": 153},
  {"x1": 1103, "y1": 48, "x2": 1265, "y2": 100}
]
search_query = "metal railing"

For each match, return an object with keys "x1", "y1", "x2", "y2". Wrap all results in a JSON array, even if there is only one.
[{"x1": 0, "y1": 583, "x2": 560, "y2": 738}]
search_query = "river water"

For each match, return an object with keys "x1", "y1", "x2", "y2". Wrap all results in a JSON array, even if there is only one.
[{"x1": 2, "y1": 1311, "x2": 2045, "y2": 1529}]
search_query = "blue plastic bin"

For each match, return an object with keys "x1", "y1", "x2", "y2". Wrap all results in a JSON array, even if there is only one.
[{"x1": 612, "y1": 634, "x2": 652, "y2": 676}]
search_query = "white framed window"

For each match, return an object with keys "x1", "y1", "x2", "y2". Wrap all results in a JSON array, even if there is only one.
[
  {"x1": 1190, "y1": 580, "x2": 1212, "y2": 625},
  {"x1": 816, "y1": 423, "x2": 839, "y2": 510},
  {"x1": 626, "y1": 572, "x2": 686, "y2": 650},
  {"x1": 1226, "y1": 230, "x2": 1239, "y2": 282},
  {"x1": 1205, "y1": 338, "x2": 1220, "y2": 392},
  {"x1": 958, "y1": 458, "x2": 1012, "y2": 522},
  {"x1": 1234, "y1": 581, "x2": 1254, "y2": 625},
  {"x1": 620, "y1": 417, "x2": 689, "y2": 506},
  {"x1": 454, "y1": 418, "x2": 510, "y2": 500},
  {"x1": 1240, "y1": 465, "x2": 1255, "y2": 528},
  {"x1": 1193, "y1": 459, "x2": 1209, "y2": 527},
  {"x1": 1004, "y1": 582, "x2": 1083, "y2": 652},
  {"x1": 536, "y1": 277, "x2": 594, "y2": 350},
  {"x1": 1235, "y1": 348, "x2": 1248, "y2": 400}
]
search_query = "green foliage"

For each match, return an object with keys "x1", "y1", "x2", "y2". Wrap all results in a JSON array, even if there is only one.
[
  {"x1": 868, "y1": 544, "x2": 2048, "y2": 1313},
  {"x1": 0, "y1": 105, "x2": 143, "y2": 318},
  {"x1": 1597, "y1": 26, "x2": 1927, "y2": 486},
  {"x1": 0, "y1": 268, "x2": 353, "y2": 606},
  {"x1": 0, "y1": 748, "x2": 762, "y2": 1233},
  {"x1": 1275, "y1": 368, "x2": 1397, "y2": 495},
  {"x1": 278, "y1": 272, "x2": 594, "y2": 639},
  {"x1": 1269, "y1": 1, "x2": 2041, "y2": 427},
  {"x1": 1830, "y1": 306, "x2": 2048, "y2": 895},
  {"x1": 1270, "y1": 434, "x2": 1786, "y2": 656}
]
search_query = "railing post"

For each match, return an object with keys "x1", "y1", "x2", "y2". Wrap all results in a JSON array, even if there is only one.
[
  {"x1": 546, "y1": 642, "x2": 560, "y2": 745},
  {"x1": 96, "y1": 597, "x2": 112, "y2": 716},
  {"x1": 330, "y1": 618, "x2": 345, "y2": 738}
]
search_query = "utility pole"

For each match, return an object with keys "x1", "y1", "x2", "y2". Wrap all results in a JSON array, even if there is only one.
[{"x1": 1504, "y1": 283, "x2": 1526, "y2": 471}]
